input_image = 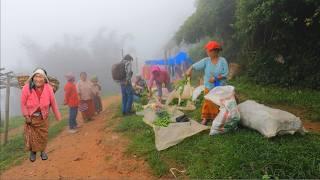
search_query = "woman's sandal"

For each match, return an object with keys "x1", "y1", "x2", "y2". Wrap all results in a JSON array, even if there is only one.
[
  {"x1": 29, "y1": 151, "x2": 36, "y2": 162},
  {"x1": 40, "y1": 152, "x2": 48, "y2": 160},
  {"x1": 201, "y1": 119, "x2": 208, "y2": 125}
]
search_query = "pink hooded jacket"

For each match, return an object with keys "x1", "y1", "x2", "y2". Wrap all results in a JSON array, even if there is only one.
[{"x1": 21, "y1": 83, "x2": 61, "y2": 121}]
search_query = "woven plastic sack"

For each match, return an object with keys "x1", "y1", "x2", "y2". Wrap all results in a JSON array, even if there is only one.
[
  {"x1": 204, "y1": 85, "x2": 235, "y2": 106},
  {"x1": 210, "y1": 96, "x2": 240, "y2": 135},
  {"x1": 238, "y1": 100, "x2": 305, "y2": 138},
  {"x1": 205, "y1": 86, "x2": 240, "y2": 135}
]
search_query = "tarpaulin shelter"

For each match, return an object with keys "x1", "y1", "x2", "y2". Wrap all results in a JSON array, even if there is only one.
[{"x1": 142, "y1": 51, "x2": 192, "y2": 80}]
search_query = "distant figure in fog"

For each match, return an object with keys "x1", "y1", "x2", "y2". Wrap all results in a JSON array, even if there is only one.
[
  {"x1": 77, "y1": 72, "x2": 95, "y2": 121},
  {"x1": 91, "y1": 76, "x2": 103, "y2": 114},
  {"x1": 64, "y1": 72, "x2": 80, "y2": 133}
]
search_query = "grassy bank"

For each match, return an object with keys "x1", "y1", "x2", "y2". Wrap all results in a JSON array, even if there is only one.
[
  {"x1": 0, "y1": 119, "x2": 68, "y2": 172},
  {"x1": 229, "y1": 76, "x2": 320, "y2": 121},
  {"x1": 0, "y1": 116, "x2": 25, "y2": 133},
  {"x1": 0, "y1": 107, "x2": 68, "y2": 134},
  {"x1": 115, "y1": 76, "x2": 320, "y2": 178}
]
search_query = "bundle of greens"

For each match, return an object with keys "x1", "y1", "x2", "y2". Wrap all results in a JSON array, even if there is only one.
[
  {"x1": 169, "y1": 98, "x2": 189, "y2": 107},
  {"x1": 134, "y1": 103, "x2": 144, "y2": 112},
  {"x1": 195, "y1": 91, "x2": 204, "y2": 108},
  {"x1": 153, "y1": 111, "x2": 171, "y2": 127},
  {"x1": 174, "y1": 76, "x2": 188, "y2": 95}
]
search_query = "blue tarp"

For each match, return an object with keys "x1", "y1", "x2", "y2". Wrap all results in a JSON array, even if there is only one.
[{"x1": 145, "y1": 51, "x2": 192, "y2": 65}]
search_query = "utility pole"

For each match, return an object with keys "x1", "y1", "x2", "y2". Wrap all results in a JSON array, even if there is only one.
[
  {"x1": 0, "y1": 69, "x2": 18, "y2": 145},
  {"x1": 136, "y1": 57, "x2": 138, "y2": 75},
  {"x1": 4, "y1": 73, "x2": 11, "y2": 144},
  {"x1": 121, "y1": 48, "x2": 124, "y2": 59}
]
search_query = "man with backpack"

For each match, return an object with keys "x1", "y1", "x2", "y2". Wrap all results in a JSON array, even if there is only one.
[{"x1": 112, "y1": 54, "x2": 134, "y2": 116}]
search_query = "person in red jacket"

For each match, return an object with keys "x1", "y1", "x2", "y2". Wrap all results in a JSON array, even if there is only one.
[{"x1": 64, "y1": 73, "x2": 80, "y2": 133}]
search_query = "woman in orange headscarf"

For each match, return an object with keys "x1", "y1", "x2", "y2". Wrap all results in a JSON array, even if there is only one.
[{"x1": 185, "y1": 41, "x2": 229, "y2": 125}]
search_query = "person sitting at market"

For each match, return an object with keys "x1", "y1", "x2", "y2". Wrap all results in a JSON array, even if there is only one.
[
  {"x1": 185, "y1": 40, "x2": 229, "y2": 125},
  {"x1": 133, "y1": 75, "x2": 147, "y2": 101},
  {"x1": 148, "y1": 65, "x2": 173, "y2": 101}
]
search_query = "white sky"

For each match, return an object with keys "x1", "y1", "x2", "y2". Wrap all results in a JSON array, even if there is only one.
[
  {"x1": 1, "y1": 0, "x2": 195, "y2": 69},
  {"x1": 0, "y1": 0, "x2": 195, "y2": 116}
]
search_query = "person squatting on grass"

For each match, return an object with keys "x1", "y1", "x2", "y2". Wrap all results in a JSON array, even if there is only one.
[
  {"x1": 186, "y1": 40, "x2": 229, "y2": 125},
  {"x1": 91, "y1": 76, "x2": 103, "y2": 114},
  {"x1": 64, "y1": 72, "x2": 80, "y2": 133},
  {"x1": 133, "y1": 75, "x2": 147, "y2": 102},
  {"x1": 21, "y1": 68, "x2": 61, "y2": 162},
  {"x1": 148, "y1": 65, "x2": 173, "y2": 101},
  {"x1": 77, "y1": 72, "x2": 95, "y2": 121}
]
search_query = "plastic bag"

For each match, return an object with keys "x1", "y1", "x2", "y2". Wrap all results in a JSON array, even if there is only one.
[{"x1": 192, "y1": 85, "x2": 205, "y2": 101}]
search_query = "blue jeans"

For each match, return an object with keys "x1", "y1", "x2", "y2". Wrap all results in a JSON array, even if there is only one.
[
  {"x1": 69, "y1": 107, "x2": 78, "y2": 129},
  {"x1": 133, "y1": 94, "x2": 140, "y2": 102},
  {"x1": 121, "y1": 84, "x2": 134, "y2": 114}
]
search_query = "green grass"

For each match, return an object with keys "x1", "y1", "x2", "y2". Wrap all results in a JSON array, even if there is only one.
[
  {"x1": 0, "y1": 116, "x2": 25, "y2": 133},
  {"x1": 229, "y1": 76, "x2": 320, "y2": 121},
  {"x1": 0, "y1": 107, "x2": 68, "y2": 134},
  {"x1": 0, "y1": 119, "x2": 68, "y2": 172},
  {"x1": 116, "y1": 113, "x2": 320, "y2": 178},
  {"x1": 114, "y1": 76, "x2": 320, "y2": 178}
]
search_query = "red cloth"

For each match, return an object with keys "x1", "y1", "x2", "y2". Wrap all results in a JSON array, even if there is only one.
[
  {"x1": 64, "y1": 82, "x2": 80, "y2": 107},
  {"x1": 34, "y1": 87, "x2": 44, "y2": 113}
]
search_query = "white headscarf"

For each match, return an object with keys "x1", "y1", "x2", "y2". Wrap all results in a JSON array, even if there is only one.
[{"x1": 27, "y1": 68, "x2": 50, "y2": 83}]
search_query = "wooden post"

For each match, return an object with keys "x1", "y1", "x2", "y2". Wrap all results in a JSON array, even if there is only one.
[
  {"x1": 136, "y1": 57, "x2": 138, "y2": 75},
  {"x1": 4, "y1": 75, "x2": 11, "y2": 144}
]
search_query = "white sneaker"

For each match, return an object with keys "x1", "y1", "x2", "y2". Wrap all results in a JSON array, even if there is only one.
[{"x1": 68, "y1": 129, "x2": 78, "y2": 134}]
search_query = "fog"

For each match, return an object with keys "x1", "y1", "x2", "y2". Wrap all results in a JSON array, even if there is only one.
[{"x1": 0, "y1": 0, "x2": 195, "y2": 117}]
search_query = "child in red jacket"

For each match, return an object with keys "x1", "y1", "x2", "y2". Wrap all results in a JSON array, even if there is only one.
[{"x1": 64, "y1": 73, "x2": 79, "y2": 133}]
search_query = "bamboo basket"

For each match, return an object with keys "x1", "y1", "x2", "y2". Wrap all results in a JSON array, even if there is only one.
[{"x1": 16, "y1": 75, "x2": 60, "y2": 93}]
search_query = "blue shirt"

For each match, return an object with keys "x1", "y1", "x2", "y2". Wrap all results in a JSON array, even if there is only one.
[{"x1": 192, "y1": 57, "x2": 229, "y2": 90}]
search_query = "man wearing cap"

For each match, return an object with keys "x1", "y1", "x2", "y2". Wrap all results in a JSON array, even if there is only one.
[{"x1": 185, "y1": 40, "x2": 229, "y2": 125}]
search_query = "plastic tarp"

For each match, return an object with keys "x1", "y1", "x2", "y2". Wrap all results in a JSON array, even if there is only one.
[
  {"x1": 145, "y1": 51, "x2": 193, "y2": 66},
  {"x1": 137, "y1": 106, "x2": 209, "y2": 151}
]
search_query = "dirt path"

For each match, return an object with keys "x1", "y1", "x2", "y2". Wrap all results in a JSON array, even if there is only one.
[{"x1": 1, "y1": 96, "x2": 154, "y2": 179}]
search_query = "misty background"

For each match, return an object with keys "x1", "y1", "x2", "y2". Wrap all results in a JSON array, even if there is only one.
[{"x1": 1, "y1": 0, "x2": 195, "y2": 117}]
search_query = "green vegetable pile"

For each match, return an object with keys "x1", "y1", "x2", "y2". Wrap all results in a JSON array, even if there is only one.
[
  {"x1": 169, "y1": 98, "x2": 189, "y2": 106},
  {"x1": 134, "y1": 103, "x2": 143, "y2": 112},
  {"x1": 195, "y1": 91, "x2": 204, "y2": 108},
  {"x1": 153, "y1": 111, "x2": 171, "y2": 127},
  {"x1": 174, "y1": 77, "x2": 189, "y2": 95}
]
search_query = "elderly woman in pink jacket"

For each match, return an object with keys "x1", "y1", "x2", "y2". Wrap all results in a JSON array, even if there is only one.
[{"x1": 21, "y1": 68, "x2": 61, "y2": 162}]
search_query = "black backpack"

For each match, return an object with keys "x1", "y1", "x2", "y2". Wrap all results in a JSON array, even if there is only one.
[{"x1": 112, "y1": 61, "x2": 126, "y2": 82}]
